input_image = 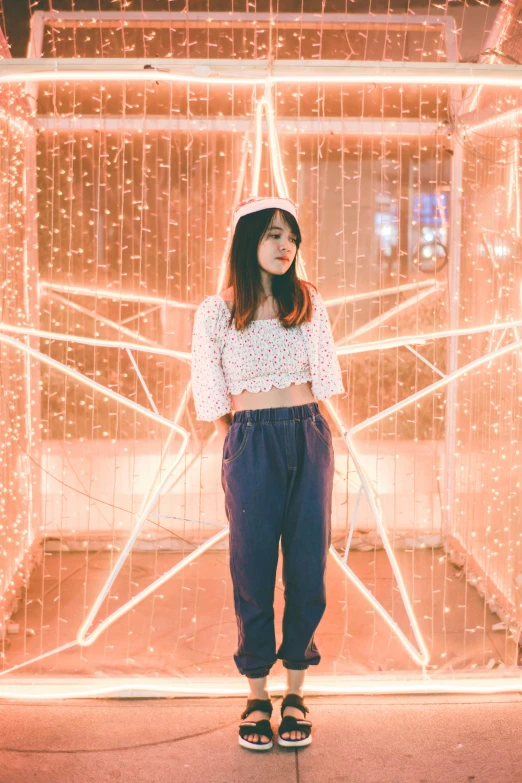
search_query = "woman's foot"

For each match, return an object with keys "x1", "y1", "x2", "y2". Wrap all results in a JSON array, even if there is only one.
[
  {"x1": 278, "y1": 693, "x2": 312, "y2": 747},
  {"x1": 280, "y1": 701, "x2": 307, "y2": 742},
  {"x1": 242, "y1": 679, "x2": 272, "y2": 745},
  {"x1": 239, "y1": 690, "x2": 274, "y2": 750},
  {"x1": 243, "y1": 706, "x2": 272, "y2": 745}
]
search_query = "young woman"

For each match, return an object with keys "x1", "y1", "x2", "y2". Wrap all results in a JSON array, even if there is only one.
[{"x1": 191, "y1": 196, "x2": 344, "y2": 751}]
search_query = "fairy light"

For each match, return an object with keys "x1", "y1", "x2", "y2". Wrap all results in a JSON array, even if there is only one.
[
  {"x1": 1, "y1": 10, "x2": 521, "y2": 700},
  {"x1": 2, "y1": 155, "x2": 517, "y2": 679},
  {"x1": 0, "y1": 332, "x2": 187, "y2": 433},
  {"x1": 330, "y1": 336, "x2": 522, "y2": 669},
  {"x1": 0, "y1": 262, "x2": 506, "y2": 668},
  {"x1": 510, "y1": 138, "x2": 521, "y2": 239}
]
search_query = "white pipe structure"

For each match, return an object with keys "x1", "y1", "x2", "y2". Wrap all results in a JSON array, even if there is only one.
[
  {"x1": 335, "y1": 284, "x2": 443, "y2": 347},
  {"x1": 253, "y1": 93, "x2": 289, "y2": 199},
  {"x1": 4, "y1": 674, "x2": 522, "y2": 700},
  {"x1": 443, "y1": 127, "x2": 464, "y2": 539},
  {"x1": 39, "y1": 282, "x2": 197, "y2": 310},
  {"x1": 40, "y1": 278, "x2": 442, "y2": 310},
  {"x1": 35, "y1": 116, "x2": 441, "y2": 136},
  {"x1": 29, "y1": 10, "x2": 457, "y2": 29},
  {"x1": 0, "y1": 323, "x2": 191, "y2": 361},
  {"x1": 0, "y1": 59, "x2": 522, "y2": 87},
  {"x1": 334, "y1": 319, "x2": 522, "y2": 355}
]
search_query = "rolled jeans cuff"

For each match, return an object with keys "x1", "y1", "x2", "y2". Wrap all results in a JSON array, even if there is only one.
[{"x1": 282, "y1": 661, "x2": 310, "y2": 671}]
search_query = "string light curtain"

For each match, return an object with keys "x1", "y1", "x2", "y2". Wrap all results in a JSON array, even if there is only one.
[{"x1": 0, "y1": 2, "x2": 521, "y2": 697}]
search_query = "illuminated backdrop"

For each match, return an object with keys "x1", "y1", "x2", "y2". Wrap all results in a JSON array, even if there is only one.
[{"x1": 0, "y1": 5, "x2": 521, "y2": 698}]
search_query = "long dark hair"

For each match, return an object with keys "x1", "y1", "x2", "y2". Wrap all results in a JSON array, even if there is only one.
[{"x1": 224, "y1": 207, "x2": 316, "y2": 331}]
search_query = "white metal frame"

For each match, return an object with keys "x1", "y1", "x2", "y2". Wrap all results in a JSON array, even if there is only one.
[
  {"x1": 10, "y1": 58, "x2": 522, "y2": 83},
  {"x1": 35, "y1": 116, "x2": 439, "y2": 135}
]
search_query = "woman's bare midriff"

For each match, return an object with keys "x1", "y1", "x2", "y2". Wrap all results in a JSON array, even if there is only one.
[
  {"x1": 231, "y1": 381, "x2": 315, "y2": 412},
  {"x1": 219, "y1": 289, "x2": 316, "y2": 413}
]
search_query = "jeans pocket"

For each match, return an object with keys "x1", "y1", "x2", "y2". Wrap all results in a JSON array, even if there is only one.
[
  {"x1": 311, "y1": 415, "x2": 334, "y2": 453},
  {"x1": 223, "y1": 422, "x2": 252, "y2": 464}
]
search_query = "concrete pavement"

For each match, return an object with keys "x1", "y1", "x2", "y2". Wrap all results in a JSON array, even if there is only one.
[{"x1": 0, "y1": 692, "x2": 521, "y2": 783}]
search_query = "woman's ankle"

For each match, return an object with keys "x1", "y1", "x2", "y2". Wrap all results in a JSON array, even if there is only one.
[
  {"x1": 285, "y1": 669, "x2": 306, "y2": 698},
  {"x1": 247, "y1": 676, "x2": 269, "y2": 702}
]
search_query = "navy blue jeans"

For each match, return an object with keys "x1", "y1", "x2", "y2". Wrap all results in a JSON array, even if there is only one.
[{"x1": 221, "y1": 401, "x2": 335, "y2": 679}]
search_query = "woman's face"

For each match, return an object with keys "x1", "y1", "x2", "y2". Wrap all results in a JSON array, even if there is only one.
[{"x1": 257, "y1": 211, "x2": 298, "y2": 277}]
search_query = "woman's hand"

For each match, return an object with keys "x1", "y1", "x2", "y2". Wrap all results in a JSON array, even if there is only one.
[{"x1": 214, "y1": 412, "x2": 233, "y2": 439}]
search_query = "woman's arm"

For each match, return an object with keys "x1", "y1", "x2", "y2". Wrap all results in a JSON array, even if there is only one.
[{"x1": 191, "y1": 296, "x2": 232, "y2": 423}]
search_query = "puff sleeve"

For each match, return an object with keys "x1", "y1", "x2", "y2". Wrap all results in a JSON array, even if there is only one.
[
  {"x1": 190, "y1": 296, "x2": 232, "y2": 421},
  {"x1": 307, "y1": 286, "x2": 345, "y2": 400}
]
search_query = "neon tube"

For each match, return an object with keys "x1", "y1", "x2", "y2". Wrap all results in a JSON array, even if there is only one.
[
  {"x1": 3, "y1": 61, "x2": 522, "y2": 87},
  {"x1": 39, "y1": 282, "x2": 197, "y2": 310},
  {"x1": 0, "y1": 323, "x2": 190, "y2": 362},
  {"x1": 336, "y1": 285, "x2": 441, "y2": 347},
  {"x1": 44, "y1": 292, "x2": 165, "y2": 349},
  {"x1": 337, "y1": 318, "x2": 522, "y2": 356}
]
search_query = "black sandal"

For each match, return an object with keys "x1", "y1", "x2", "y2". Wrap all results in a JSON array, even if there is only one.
[
  {"x1": 278, "y1": 693, "x2": 312, "y2": 748},
  {"x1": 238, "y1": 698, "x2": 274, "y2": 751}
]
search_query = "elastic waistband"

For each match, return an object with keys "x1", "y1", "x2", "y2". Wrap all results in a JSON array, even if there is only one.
[{"x1": 232, "y1": 401, "x2": 320, "y2": 424}]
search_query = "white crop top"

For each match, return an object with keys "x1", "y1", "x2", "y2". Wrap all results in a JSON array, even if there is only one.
[{"x1": 190, "y1": 283, "x2": 345, "y2": 421}]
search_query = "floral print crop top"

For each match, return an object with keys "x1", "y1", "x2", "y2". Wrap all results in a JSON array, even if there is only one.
[{"x1": 190, "y1": 283, "x2": 345, "y2": 421}]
